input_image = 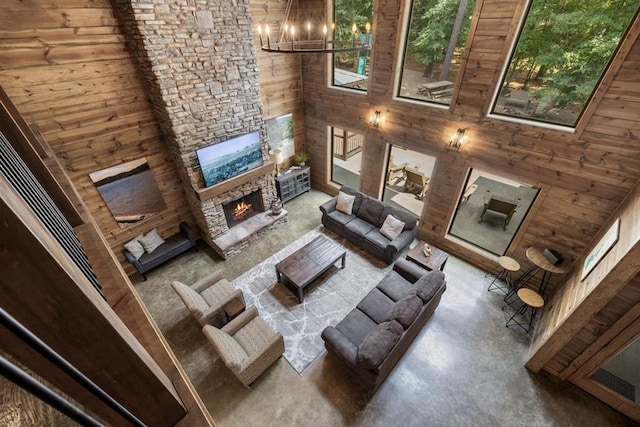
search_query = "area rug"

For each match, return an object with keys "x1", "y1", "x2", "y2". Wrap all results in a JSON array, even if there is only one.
[{"x1": 231, "y1": 227, "x2": 391, "y2": 375}]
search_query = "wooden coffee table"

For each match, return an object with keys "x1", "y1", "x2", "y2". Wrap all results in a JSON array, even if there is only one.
[
  {"x1": 275, "y1": 235, "x2": 346, "y2": 302},
  {"x1": 406, "y1": 241, "x2": 449, "y2": 271}
]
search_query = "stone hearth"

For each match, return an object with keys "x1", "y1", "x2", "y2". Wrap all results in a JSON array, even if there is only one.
[{"x1": 213, "y1": 210, "x2": 288, "y2": 259}]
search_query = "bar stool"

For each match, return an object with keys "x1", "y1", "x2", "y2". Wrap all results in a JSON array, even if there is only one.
[
  {"x1": 505, "y1": 288, "x2": 544, "y2": 334},
  {"x1": 487, "y1": 256, "x2": 520, "y2": 296}
]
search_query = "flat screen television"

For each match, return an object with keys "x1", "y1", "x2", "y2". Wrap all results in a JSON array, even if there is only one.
[{"x1": 196, "y1": 131, "x2": 264, "y2": 187}]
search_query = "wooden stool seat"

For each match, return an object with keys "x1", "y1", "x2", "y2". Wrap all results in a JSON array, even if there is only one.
[
  {"x1": 505, "y1": 288, "x2": 545, "y2": 334},
  {"x1": 498, "y1": 256, "x2": 520, "y2": 272},
  {"x1": 488, "y1": 256, "x2": 520, "y2": 295}
]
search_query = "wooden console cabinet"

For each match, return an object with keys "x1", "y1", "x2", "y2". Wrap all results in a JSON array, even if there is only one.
[{"x1": 275, "y1": 166, "x2": 310, "y2": 203}]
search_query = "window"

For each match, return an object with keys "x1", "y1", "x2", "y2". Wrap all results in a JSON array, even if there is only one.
[
  {"x1": 397, "y1": 0, "x2": 476, "y2": 105},
  {"x1": 331, "y1": 0, "x2": 373, "y2": 91},
  {"x1": 331, "y1": 127, "x2": 364, "y2": 188},
  {"x1": 382, "y1": 145, "x2": 435, "y2": 217},
  {"x1": 491, "y1": 1, "x2": 638, "y2": 128},
  {"x1": 447, "y1": 168, "x2": 539, "y2": 256}
]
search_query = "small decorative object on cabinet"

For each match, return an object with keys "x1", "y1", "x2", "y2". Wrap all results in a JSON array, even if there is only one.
[{"x1": 275, "y1": 166, "x2": 310, "y2": 203}]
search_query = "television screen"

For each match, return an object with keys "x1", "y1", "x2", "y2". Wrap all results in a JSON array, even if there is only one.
[{"x1": 196, "y1": 131, "x2": 264, "y2": 187}]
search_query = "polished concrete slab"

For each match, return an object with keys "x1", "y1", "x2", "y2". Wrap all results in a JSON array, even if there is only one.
[{"x1": 135, "y1": 189, "x2": 635, "y2": 427}]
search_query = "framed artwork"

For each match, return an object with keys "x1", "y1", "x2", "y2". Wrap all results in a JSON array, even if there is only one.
[
  {"x1": 580, "y1": 218, "x2": 620, "y2": 281},
  {"x1": 266, "y1": 113, "x2": 294, "y2": 159},
  {"x1": 89, "y1": 158, "x2": 167, "y2": 228}
]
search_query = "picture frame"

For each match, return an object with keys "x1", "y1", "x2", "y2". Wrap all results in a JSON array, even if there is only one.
[
  {"x1": 89, "y1": 157, "x2": 167, "y2": 228},
  {"x1": 266, "y1": 113, "x2": 294, "y2": 159},
  {"x1": 580, "y1": 218, "x2": 620, "y2": 281}
]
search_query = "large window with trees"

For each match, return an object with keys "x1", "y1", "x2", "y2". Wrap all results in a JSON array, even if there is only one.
[
  {"x1": 331, "y1": 0, "x2": 373, "y2": 91},
  {"x1": 397, "y1": 0, "x2": 476, "y2": 105},
  {"x1": 491, "y1": 1, "x2": 638, "y2": 128}
]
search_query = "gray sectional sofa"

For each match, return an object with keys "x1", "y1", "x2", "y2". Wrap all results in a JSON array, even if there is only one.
[
  {"x1": 319, "y1": 186, "x2": 418, "y2": 264},
  {"x1": 321, "y1": 258, "x2": 446, "y2": 391}
]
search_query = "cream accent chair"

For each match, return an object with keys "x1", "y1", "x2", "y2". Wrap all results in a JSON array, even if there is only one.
[
  {"x1": 171, "y1": 270, "x2": 244, "y2": 328},
  {"x1": 202, "y1": 306, "x2": 285, "y2": 387}
]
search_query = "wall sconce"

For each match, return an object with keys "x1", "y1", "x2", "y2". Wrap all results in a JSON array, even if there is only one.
[
  {"x1": 369, "y1": 111, "x2": 382, "y2": 128},
  {"x1": 448, "y1": 128, "x2": 466, "y2": 151},
  {"x1": 269, "y1": 148, "x2": 284, "y2": 175}
]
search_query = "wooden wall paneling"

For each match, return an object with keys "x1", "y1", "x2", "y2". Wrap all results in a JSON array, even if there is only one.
[
  {"x1": 0, "y1": 0, "x2": 195, "y2": 276},
  {"x1": 0, "y1": 180, "x2": 186, "y2": 426},
  {"x1": 527, "y1": 181, "x2": 640, "y2": 373},
  {"x1": 576, "y1": 11, "x2": 640, "y2": 137}
]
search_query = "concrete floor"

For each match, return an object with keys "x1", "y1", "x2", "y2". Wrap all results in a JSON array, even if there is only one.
[{"x1": 136, "y1": 189, "x2": 635, "y2": 427}]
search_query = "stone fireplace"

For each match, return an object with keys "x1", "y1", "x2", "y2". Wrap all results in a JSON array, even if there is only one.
[
  {"x1": 223, "y1": 190, "x2": 263, "y2": 228},
  {"x1": 114, "y1": 0, "x2": 288, "y2": 258}
]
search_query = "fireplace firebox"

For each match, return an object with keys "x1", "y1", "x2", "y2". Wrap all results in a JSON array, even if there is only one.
[{"x1": 222, "y1": 190, "x2": 264, "y2": 228}]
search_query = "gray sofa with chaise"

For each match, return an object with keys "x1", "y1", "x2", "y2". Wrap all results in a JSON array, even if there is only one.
[
  {"x1": 319, "y1": 186, "x2": 418, "y2": 264},
  {"x1": 321, "y1": 258, "x2": 446, "y2": 391}
]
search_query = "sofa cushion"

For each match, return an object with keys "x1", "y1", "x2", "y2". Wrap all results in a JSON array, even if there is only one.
[
  {"x1": 336, "y1": 191, "x2": 356, "y2": 215},
  {"x1": 357, "y1": 288, "x2": 395, "y2": 324},
  {"x1": 377, "y1": 270, "x2": 417, "y2": 302},
  {"x1": 345, "y1": 217, "x2": 376, "y2": 238},
  {"x1": 383, "y1": 206, "x2": 418, "y2": 231},
  {"x1": 326, "y1": 210, "x2": 356, "y2": 227},
  {"x1": 357, "y1": 197, "x2": 385, "y2": 226},
  {"x1": 363, "y1": 229, "x2": 390, "y2": 250},
  {"x1": 380, "y1": 214, "x2": 405, "y2": 240},
  {"x1": 415, "y1": 270, "x2": 446, "y2": 303},
  {"x1": 139, "y1": 228, "x2": 165, "y2": 254},
  {"x1": 387, "y1": 295, "x2": 423, "y2": 329},
  {"x1": 124, "y1": 234, "x2": 145, "y2": 259},
  {"x1": 340, "y1": 185, "x2": 363, "y2": 215},
  {"x1": 336, "y1": 309, "x2": 378, "y2": 347},
  {"x1": 356, "y1": 320, "x2": 403, "y2": 370}
]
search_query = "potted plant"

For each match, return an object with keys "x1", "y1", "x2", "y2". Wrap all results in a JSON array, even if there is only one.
[{"x1": 294, "y1": 152, "x2": 309, "y2": 166}]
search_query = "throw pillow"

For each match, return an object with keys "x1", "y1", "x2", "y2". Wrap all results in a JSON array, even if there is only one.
[
  {"x1": 415, "y1": 270, "x2": 446, "y2": 303},
  {"x1": 386, "y1": 295, "x2": 422, "y2": 329},
  {"x1": 336, "y1": 191, "x2": 356, "y2": 215},
  {"x1": 383, "y1": 206, "x2": 418, "y2": 230},
  {"x1": 124, "y1": 234, "x2": 145, "y2": 259},
  {"x1": 380, "y1": 214, "x2": 405, "y2": 240},
  {"x1": 356, "y1": 320, "x2": 403, "y2": 370},
  {"x1": 139, "y1": 228, "x2": 165, "y2": 254},
  {"x1": 358, "y1": 197, "x2": 385, "y2": 226}
]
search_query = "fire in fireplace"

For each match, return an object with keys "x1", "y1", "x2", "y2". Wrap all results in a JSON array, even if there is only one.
[{"x1": 222, "y1": 190, "x2": 264, "y2": 228}]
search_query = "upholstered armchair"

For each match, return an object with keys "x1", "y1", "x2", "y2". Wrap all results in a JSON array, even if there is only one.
[
  {"x1": 171, "y1": 270, "x2": 244, "y2": 328},
  {"x1": 202, "y1": 306, "x2": 285, "y2": 387}
]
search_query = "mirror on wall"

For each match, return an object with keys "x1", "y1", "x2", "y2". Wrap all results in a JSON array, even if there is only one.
[{"x1": 447, "y1": 168, "x2": 539, "y2": 256}]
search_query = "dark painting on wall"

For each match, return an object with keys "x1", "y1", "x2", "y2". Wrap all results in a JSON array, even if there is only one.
[{"x1": 89, "y1": 158, "x2": 167, "y2": 228}]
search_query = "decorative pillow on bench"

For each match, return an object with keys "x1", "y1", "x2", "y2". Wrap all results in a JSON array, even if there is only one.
[
  {"x1": 356, "y1": 320, "x2": 403, "y2": 369},
  {"x1": 124, "y1": 233, "x2": 145, "y2": 259},
  {"x1": 139, "y1": 228, "x2": 166, "y2": 254}
]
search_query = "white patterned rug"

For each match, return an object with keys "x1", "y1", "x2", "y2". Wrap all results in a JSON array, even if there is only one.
[{"x1": 232, "y1": 227, "x2": 391, "y2": 374}]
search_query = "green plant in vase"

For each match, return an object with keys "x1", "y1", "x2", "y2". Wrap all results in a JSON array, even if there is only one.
[{"x1": 294, "y1": 152, "x2": 309, "y2": 166}]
